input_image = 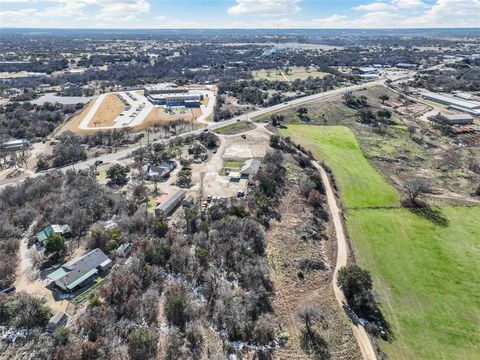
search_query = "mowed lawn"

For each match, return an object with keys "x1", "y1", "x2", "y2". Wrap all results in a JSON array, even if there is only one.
[
  {"x1": 348, "y1": 207, "x2": 480, "y2": 360},
  {"x1": 279, "y1": 125, "x2": 399, "y2": 207}
]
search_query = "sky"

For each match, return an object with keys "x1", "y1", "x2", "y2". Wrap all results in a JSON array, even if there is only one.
[{"x1": 0, "y1": 0, "x2": 479, "y2": 29}]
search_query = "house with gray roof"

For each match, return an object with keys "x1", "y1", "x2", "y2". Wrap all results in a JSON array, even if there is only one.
[
  {"x1": 146, "y1": 161, "x2": 177, "y2": 181},
  {"x1": 240, "y1": 159, "x2": 261, "y2": 178},
  {"x1": 47, "y1": 249, "x2": 112, "y2": 293}
]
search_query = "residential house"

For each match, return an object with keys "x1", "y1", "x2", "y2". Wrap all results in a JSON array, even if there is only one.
[
  {"x1": 47, "y1": 249, "x2": 112, "y2": 293},
  {"x1": 240, "y1": 159, "x2": 261, "y2": 178},
  {"x1": 36, "y1": 224, "x2": 71, "y2": 246},
  {"x1": 146, "y1": 161, "x2": 177, "y2": 181}
]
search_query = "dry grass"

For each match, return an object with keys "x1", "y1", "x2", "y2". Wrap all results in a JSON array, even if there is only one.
[
  {"x1": 267, "y1": 160, "x2": 360, "y2": 359},
  {"x1": 88, "y1": 94, "x2": 125, "y2": 128}
]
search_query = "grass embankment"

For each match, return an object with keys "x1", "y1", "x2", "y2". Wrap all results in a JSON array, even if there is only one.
[
  {"x1": 214, "y1": 121, "x2": 255, "y2": 135},
  {"x1": 279, "y1": 125, "x2": 399, "y2": 207},
  {"x1": 280, "y1": 124, "x2": 480, "y2": 359}
]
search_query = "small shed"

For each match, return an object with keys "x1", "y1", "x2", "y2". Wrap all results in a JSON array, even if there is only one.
[
  {"x1": 117, "y1": 243, "x2": 132, "y2": 258},
  {"x1": 47, "y1": 312, "x2": 68, "y2": 332},
  {"x1": 183, "y1": 194, "x2": 195, "y2": 207},
  {"x1": 229, "y1": 171, "x2": 241, "y2": 182}
]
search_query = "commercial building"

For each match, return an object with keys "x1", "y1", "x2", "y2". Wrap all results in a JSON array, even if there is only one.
[
  {"x1": 396, "y1": 63, "x2": 418, "y2": 69},
  {"x1": 47, "y1": 249, "x2": 112, "y2": 293},
  {"x1": 422, "y1": 92, "x2": 480, "y2": 116},
  {"x1": 155, "y1": 189, "x2": 186, "y2": 217},
  {"x1": 144, "y1": 83, "x2": 201, "y2": 107},
  {"x1": 353, "y1": 67, "x2": 378, "y2": 79}
]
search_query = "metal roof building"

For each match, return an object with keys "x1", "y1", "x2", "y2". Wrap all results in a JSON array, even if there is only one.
[
  {"x1": 47, "y1": 249, "x2": 111, "y2": 293},
  {"x1": 422, "y1": 93, "x2": 480, "y2": 115},
  {"x1": 155, "y1": 189, "x2": 186, "y2": 217}
]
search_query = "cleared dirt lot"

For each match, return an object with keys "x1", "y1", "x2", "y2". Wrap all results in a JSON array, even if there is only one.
[
  {"x1": 189, "y1": 127, "x2": 271, "y2": 199},
  {"x1": 87, "y1": 93, "x2": 125, "y2": 128},
  {"x1": 138, "y1": 107, "x2": 202, "y2": 130},
  {"x1": 222, "y1": 129, "x2": 271, "y2": 160}
]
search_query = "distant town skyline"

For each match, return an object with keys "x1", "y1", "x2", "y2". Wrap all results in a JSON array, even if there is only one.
[{"x1": 0, "y1": 0, "x2": 479, "y2": 29}]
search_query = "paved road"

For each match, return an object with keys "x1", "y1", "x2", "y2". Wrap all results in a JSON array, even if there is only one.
[{"x1": 0, "y1": 80, "x2": 388, "y2": 190}]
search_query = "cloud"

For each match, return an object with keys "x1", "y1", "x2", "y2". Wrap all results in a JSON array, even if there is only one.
[
  {"x1": 353, "y1": 2, "x2": 393, "y2": 11},
  {"x1": 228, "y1": 0, "x2": 301, "y2": 16},
  {"x1": 392, "y1": 0, "x2": 426, "y2": 9},
  {"x1": 0, "y1": 0, "x2": 478, "y2": 28},
  {"x1": 92, "y1": 0, "x2": 150, "y2": 21},
  {"x1": 0, "y1": 0, "x2": 153, "y2": 27}
]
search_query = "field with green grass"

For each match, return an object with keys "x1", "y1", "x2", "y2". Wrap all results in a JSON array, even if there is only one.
[
  {"x1": 253, "y1": 66, "x2": 330, "y2": 82},
  {"x1": 279, "y1": 125, "x2": 399, "y2": 207},
  {"x1": 219, "y1": 160, "x2": 243, "y2": 175},
  {"x1": 280, "y1": 123, "x2": 480, "y2": 359},
  {"x1": 348, "y1": 207, "x2": 480, "y2": 360}
]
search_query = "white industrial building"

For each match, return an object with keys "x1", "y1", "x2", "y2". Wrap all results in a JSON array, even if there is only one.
[
  {"x1": 144, "y1": 83, "x2": 201, "y2": 107},
  {"x1": 422, "y1": 93, "x2": 480, "y2": 116}
]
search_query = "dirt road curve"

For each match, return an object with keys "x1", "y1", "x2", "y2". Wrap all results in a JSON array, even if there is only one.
[
  {"x1": 313, "y1": 161, "x2": 378, "y2": 360},
  {"x1": 259, "y1": 122, "x2": 377, "y2": 359}
]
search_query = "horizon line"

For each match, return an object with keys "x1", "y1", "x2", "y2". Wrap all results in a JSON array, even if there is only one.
[{"x1": 1, "y1": 27, "x2": 479, "y2": 31}]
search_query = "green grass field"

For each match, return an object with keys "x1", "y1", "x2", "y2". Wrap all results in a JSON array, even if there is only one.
[
  {"x1": 253, "y1": 66, "x2": 330, "y2": 82},
  {"x1": 279, "y1": 124, "x2": 480, "y2": 359},
  {"x1": 348, "y1": 207, "x2": 480, "y2": 359},
  {"x1": 219, "y1": 160, "x2": 243, "y2": 175},
  {"x1": 279, "y1": 125, "x2": 399, "y2": 207}
]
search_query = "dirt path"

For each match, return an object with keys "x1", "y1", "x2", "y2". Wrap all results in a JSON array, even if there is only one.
[
  {"x1": 15, "y1": 219, "x2": 69, "y2": 313},
  {"x1": 259, "y1": 123, "x2": 378, "y2": 359},
  {"x1": 312, "y1": 161, "x2": 378, "y2": 360}
]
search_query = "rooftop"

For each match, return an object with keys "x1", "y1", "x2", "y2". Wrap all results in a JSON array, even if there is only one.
[
  {"x1": 48, "y1": 248, "x2": 110, "y2": 291},
  {"x1": 423, "y1": 92, "x2": 480, "y2": 110}
]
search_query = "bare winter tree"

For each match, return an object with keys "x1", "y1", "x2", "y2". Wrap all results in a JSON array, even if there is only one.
[
  {"x1": 403, "y1": 178, "x2": 432, "y2": 205},
  {"x1": 297, "y1": 304, "x2": 321, "y2": 337}
]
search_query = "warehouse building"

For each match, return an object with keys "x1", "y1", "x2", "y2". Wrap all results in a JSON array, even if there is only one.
[
  {"x1": 422, "y1": 92, "x2": 480, "y2": 116},
  {"x1": 431, "y1": 113, "x2": 474, "y2": 125}
]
